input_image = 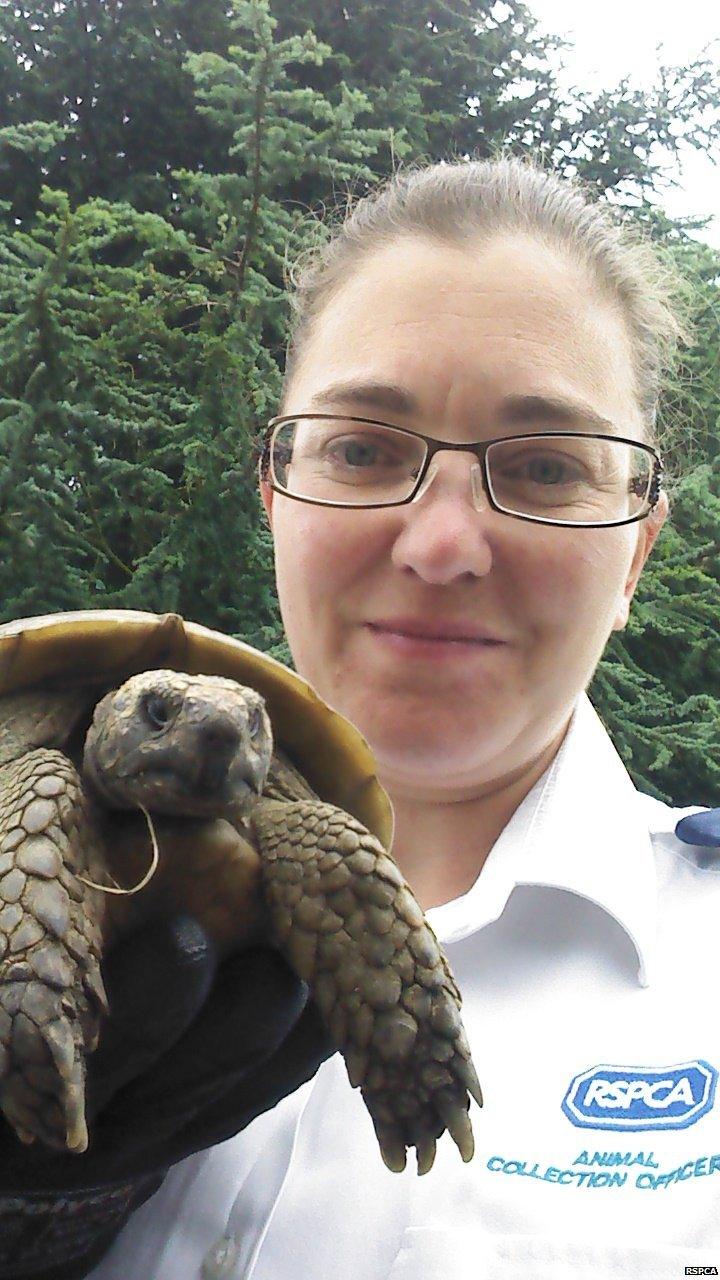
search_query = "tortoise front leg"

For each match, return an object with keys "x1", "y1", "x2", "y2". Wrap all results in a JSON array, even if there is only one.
[
  {"x1": 0, "y1": 749, "x2": 107, "y2": 1152},
  {"x1": 251, "y1": 798, "x2": 482, "y2": 1175}
]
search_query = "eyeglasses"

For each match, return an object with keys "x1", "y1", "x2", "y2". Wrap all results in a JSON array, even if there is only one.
[{"x1": 262, "y1": 414, "x2": 664, "y2": 529}]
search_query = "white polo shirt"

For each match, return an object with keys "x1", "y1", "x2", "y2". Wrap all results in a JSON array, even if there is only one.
[{"x1": 90, "y1": 692, "x2": 720, "y2": 1280}]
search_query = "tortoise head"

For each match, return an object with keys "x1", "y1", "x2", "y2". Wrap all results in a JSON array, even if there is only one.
[{"x1": 82, "y1": 669, "x2": 273, "y2": 819}]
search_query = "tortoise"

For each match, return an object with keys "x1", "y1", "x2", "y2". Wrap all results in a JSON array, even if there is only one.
[{"x1": 0, "y1": 609, "x2": 483, "y2": 1176}]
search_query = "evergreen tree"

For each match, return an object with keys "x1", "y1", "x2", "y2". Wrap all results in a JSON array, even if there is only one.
[
  {"x1": 0, "y1": 1, "x2": 385, "y2": 653},
  {"x1": 5, "y1": 1, "x2": 718, "y2": 221},
  {"x1": 0, "y1": 185, "x2": 224, "y2": 618},
  {"x1": 0, "y1": 0, "x2": 236, "y2": 216}
]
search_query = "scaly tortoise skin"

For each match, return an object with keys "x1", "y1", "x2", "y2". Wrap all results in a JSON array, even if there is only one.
[{"x1": 0, "y1": 610, "x2": 482, "y2": 1175}]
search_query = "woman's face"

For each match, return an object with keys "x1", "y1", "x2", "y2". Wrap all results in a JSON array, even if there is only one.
[{"x1": 261, "y1": 233, "x2": 667, "y2": 798}]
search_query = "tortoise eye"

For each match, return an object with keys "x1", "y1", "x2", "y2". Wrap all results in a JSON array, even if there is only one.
[
  {"x1": 249, "y1": 704, "x2": 265, "y2": 740},
  {"x1": 143, "y1": 693, "x2": 173, "y2": 730}
]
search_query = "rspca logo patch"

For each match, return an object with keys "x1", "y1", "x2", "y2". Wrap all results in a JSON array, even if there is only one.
[{"x1": 562, "y1": 1061, "x2": 717, "y2": 1131}]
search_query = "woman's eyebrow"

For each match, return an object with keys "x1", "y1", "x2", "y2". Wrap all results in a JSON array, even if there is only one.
[
  {"x1": 308, "y1": 380, "x2": 419, "y2": 415},
  {"x1": 500, "y1": 394, "x2": 616, "y2": 433}
]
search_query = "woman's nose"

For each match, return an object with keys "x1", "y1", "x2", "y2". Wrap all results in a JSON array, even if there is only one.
[{"x1": 390, "y1": 454, "x2": 494, "y2": 584}]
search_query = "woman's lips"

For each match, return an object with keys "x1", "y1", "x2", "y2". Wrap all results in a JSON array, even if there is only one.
[{"x1": 365, "y1": 620, "x2": 508, "y2": 658}]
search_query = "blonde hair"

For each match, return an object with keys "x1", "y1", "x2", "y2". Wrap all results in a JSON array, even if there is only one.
[{"x1": 283, "y1": 156, "x2": 691, "y2": 447}]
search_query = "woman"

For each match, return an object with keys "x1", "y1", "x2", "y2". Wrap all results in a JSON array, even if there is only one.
[{"x1": 8, "y1": 157, "x2": 720, "y2": 1279}]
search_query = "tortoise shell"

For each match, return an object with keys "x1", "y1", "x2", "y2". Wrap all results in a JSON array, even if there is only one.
[{"x1": 0, "y1": 609, "x2": 393, "y2": 849}]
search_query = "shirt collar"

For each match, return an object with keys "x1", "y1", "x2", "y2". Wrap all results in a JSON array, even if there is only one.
[{"x1": 427, "y1": 692, "x2": 657, "y2": 987}]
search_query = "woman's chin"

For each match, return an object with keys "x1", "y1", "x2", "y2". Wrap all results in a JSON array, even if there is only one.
[
  {"x1": 354, "y1": 713, "x2": 511, "y2": 791},
  {"x1": 318, "y1": 678, "x2": 530, "y2": 792}
]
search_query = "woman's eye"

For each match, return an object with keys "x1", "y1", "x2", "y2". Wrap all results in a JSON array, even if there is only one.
[
  {"x1": 143, "y1": 693, "x2": 173, "y2": 730},
  {"x1": 527, "y1": 456, "x2": 574, "y2": 484},
  {"x1": 335, "y1": 437, "x2": 385, "y2": 467},
  {"x1": 506, "y1": 454, "x2": 583, "y2": 485}
]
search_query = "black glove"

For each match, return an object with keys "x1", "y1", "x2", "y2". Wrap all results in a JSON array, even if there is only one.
[{"x1": 0, "y1": 914, "x2": 333, "y2": 1280}]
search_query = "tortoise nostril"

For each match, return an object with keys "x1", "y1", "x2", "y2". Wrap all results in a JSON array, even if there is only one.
[
  {"x1": 200, "y1": 723, "x2": 240, "y2": 754},
  {"x1": 196, "y1": 721, "x2": 241, "y2": 792}
]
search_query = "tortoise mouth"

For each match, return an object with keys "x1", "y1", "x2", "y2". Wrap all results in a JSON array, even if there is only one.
[
  {"x1": 131, "y1": 761, "x2": 258, "y2": 803},
  {"x1": 86, "y1": 756, "x2": 261, "y2": 817}
]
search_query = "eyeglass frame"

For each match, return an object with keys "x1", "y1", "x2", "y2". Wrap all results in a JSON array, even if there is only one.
[{"x1": 261, "y1": 412, "x2": 664, "y2": 530}]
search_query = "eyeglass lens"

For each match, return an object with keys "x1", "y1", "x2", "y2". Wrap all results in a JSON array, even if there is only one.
[{"x1": 270, "y1": 418, "x2": 653, "y2": 524}]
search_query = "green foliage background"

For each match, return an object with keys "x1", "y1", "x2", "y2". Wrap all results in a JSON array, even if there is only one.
[{"x1": 0, "y1": 0, "x2": 718, "y2": 804}]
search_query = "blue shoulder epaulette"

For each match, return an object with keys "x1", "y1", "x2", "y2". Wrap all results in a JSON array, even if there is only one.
[{"x1": 675, "y1": 809, "x2": 720, "y2": 848}]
